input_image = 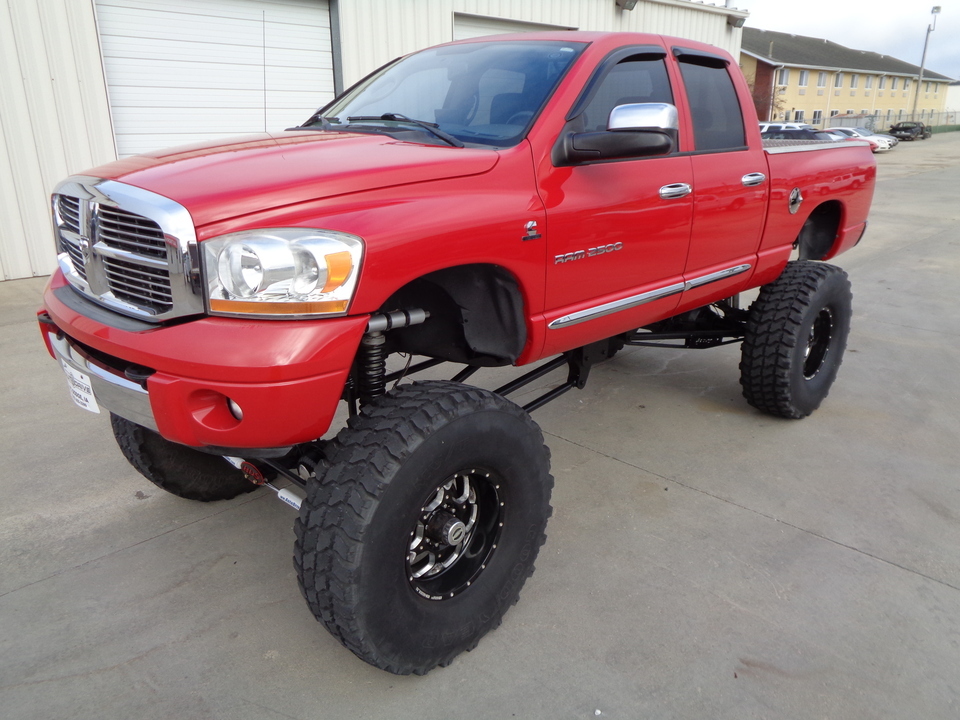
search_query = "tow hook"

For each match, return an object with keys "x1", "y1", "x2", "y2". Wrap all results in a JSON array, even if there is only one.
[{"x1": 224, "y1": 456, "x2": 306, "y2": 511}]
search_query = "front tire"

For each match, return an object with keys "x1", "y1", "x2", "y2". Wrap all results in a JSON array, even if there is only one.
[
  {"x1": 294, "y1": 381, "x2": 553, "y2": 675},
  {"x1": 110, "y1": 414, "x2": 256, "y2": 501},
  {"x1": 739, "y1": 261, "x2": 852, "y2": 419}
]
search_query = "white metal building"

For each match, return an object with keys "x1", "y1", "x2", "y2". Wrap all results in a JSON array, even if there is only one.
[{"x1": 0, "y1": 0, "x2": 747, "y2": 281}]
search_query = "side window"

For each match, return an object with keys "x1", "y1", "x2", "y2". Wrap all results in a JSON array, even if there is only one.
[
  {"x1": 579, "y1": 55, "x2": 673, "y2": 133},
  {"x1": 677, "y1": 56, "x2": 745, "y2": 151}
]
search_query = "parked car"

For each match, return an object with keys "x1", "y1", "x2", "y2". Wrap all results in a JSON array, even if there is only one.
[
  {"x1": 759, "y1": 122, "x2": 816, "y2": 132},
  {"x1": 888, "y1": 121, "x2": 932, "y2": 140},
  {"x1": 761, "y1": 128, "x2": 841, "y2": 142},
  {"x1": 848, "y1": 126, "x2": 899, "y2": 146},
  {"x1": 824, "y1": 129, "x2": 886, "y2": 152}
]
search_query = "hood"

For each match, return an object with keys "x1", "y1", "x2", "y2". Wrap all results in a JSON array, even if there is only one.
[{"x1": 90, "y1": 131, "x2": 500, "y2": 227}]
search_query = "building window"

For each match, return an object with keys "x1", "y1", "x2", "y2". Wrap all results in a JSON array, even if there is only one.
[
  {"x1": 834, "y1": 73, "x2": 844, "y2": 88},
  {"x1": 846, "y1": 109, "x2": 854, "y2": 115},
  {"x1": 886, "y1": 109, "x2": 892, "y2": 120},
  {"x1": 783, "y1": 110, "x2": 791, "y2": 122},
  {"x1": 830, "y1": 109, "x2": 839, "y2": 117},
  {"x1": 812, "y1": 110, "x2": 822, "y2": 123},
  {"x1": 850, "y1": 74, "x2": 859, "y2": 89},
  {"x1": 926, "y1": 81, "x2": 931, "y2": 93},
  {"x1": 891, "y1": 77, "x2": 898, "y2": 90},
  {"x1": 777, "y1": 67, "x2": 790, "y2": 86},
  {"x1": 795, "y1": 110, "x2": 805, "y2": 122},
  {"x1": 799, "y1": 70, "x2": 809, "y2": 87},
  {"x1": 865, "y1": 76, "x2": 874, "y2": 89},
  {"x1": 817, "y1": 72, "x2": 826, "y2": 88},
  {"x1": 878, "y1": 76, "x2": 886, "y2": 89},
  {"x1": 904, "y1": 78, "x2": 910, "y2": 91}
]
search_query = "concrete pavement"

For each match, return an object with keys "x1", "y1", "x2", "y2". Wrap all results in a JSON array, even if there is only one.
[{"x1": 1, "y1": 134, "x2": 959, "y2": 719}]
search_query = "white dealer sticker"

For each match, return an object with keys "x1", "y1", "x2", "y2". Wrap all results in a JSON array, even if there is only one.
[{"x1": 61, "y1": 361, "x2": 101, "y2": 414}]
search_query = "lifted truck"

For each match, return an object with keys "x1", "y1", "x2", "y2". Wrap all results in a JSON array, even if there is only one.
[{"x1": 39, "y1": 32, "x2": 875, "y2": 675}]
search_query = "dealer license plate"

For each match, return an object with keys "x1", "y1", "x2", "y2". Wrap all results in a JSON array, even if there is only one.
[{"x1": 61, "y1": 360, "x2": 101, "y2": 414}]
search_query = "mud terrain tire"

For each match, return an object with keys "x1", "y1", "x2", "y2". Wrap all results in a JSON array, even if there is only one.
[
  {"x1": 739, "y1": 261, "x2": 852, "y2": 419},
  {"x1": 294, "y1": 381, "x2": 553, "y2": 675},
  {"x1": 111, "y1": 413, "x2": 256, "y2": 501}
]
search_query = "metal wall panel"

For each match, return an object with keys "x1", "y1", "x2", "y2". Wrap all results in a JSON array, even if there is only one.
[
  {"x1": 0, "y1": 0, "x2": 115, "y2": 281},
  {"x1": 336, "y1": 0, "x2": 745, "y2": 88},
  {"x1": 453, "y1": 13, "x2": 575, "y2": 41},
  {"x1": 95, "y1": 0, "x2": 334, "y2": 157}
]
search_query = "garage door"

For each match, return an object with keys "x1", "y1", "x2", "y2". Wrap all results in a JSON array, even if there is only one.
[
  {"x1": 452, "y1": 13, "x2": 575, "y2": 41},
  {"x1": 95, "y1": 0, "x2": 335, "y2": 156}
]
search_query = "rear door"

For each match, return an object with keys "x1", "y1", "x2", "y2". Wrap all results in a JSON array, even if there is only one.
[{"x1": 674, "y1": 49, "x2": 768, "y2": 306}]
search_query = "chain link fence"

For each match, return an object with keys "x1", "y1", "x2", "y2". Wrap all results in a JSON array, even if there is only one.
[{"x1": 816, "y1": 110, "x2": 960, "y2": 133}]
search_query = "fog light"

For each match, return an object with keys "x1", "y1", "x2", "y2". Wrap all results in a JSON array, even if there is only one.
[{"x1": 227, "y1": 398, "x2": 244, "y2": 421}]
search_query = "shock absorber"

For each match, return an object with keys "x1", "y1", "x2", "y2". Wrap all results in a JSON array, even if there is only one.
[
  {"x1": 356, "y1": 309, "x2": 430, "y2": 406},
  {"x1": 357, "y1": 331, "x2": 387, "y2": 404}
]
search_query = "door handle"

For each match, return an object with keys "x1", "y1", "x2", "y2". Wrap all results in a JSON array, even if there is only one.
[
  {"x1": 741, "y1": 172, "x2": 767, "y2": 187},
  {"x1": 659, "y1": 183, "x2": 692, "y2": 200}
]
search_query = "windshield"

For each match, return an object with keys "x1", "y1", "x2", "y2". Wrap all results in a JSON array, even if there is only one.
[{"x1": 306, "y1": 40, "x2": 585, "y2": 147}]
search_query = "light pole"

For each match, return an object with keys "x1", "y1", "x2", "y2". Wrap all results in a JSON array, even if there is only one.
[{"x1": 912, "y1": 6, "x2": 941, "y2": 120}]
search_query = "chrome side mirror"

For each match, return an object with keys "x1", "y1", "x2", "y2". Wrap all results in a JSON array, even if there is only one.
[
  {"x1": 607, "y1": 102, "x2": 678, "y2": 133},
  {"x1": 554, "y1": 103, "x2": 678, "y2": 166}
]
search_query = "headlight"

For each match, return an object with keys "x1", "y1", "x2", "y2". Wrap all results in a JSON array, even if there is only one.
[{"x1": 203, "y1": 228, "x2": 363, "y2": 317}]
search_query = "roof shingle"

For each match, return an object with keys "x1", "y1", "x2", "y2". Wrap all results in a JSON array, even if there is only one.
[{"x1": 741, "y1": 27, "x2": 953, "y2": 82}]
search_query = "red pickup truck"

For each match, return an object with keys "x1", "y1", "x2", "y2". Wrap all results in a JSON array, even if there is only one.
[{"x1": 39, "y1": 32, "x2": 875, "y2": 674}]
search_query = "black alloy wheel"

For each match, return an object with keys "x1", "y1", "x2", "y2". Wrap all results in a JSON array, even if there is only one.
[{"x1": 407, "y1": 468, "x2": 503, "y2": 601}]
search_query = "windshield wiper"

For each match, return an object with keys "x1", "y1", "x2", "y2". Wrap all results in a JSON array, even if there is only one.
[
  {"x1": 295, "y1": 115, "x2": 342, "y2": 131},
  {"x1": 346, "y1": 113, "x2": 464, "y2": 148}
]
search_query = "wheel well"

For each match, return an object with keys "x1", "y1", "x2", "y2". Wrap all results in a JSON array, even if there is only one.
[
  {"x1": 796, "y1": 201, "x2": 842, "y2": 260},
  {"x1": 379, "y1": 264, "x2": 527, "y2": 367}
]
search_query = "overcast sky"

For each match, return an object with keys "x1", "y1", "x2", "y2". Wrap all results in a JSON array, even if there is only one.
[{"x1": 731, "y1": 0, "x2": 960, "y2": 81}]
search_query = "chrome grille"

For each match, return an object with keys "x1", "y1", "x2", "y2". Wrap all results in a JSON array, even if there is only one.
[
  {"x1": 98, "y1": 206, "x2": 169, "y2": 259},
  {"x1": 56, "y1": 196, "x2": 87, "y2": 281},
  {"x1": 95, "y1": 206, "x2": 174, "y2": 313},
  {"x1": 58, "y1": 195, "x2": 81, "y2": 232},
  {"x1": 52, "y1": 177, "x2": 204, "y2": 322},
  {"x1": 103, "y1": 256, "x2": 173, "y2": 311}
]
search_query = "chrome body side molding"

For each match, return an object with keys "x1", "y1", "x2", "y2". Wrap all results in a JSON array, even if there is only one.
[{"x1": 548, "y1": 263, "x2": 752, "y2": 329}]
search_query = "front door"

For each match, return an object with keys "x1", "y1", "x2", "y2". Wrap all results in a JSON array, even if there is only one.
[{"x1": 538, "y1": 51, "x2": 693, "y2": 354}]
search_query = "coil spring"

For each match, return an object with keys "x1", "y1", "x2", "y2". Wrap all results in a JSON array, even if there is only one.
[{"x1": 357, "y1": 332, "x2": 387, "y2": 405}]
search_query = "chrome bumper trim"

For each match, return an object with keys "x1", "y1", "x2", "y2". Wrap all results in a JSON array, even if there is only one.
[{"x1": 50, "y1": 333, "x2": 158, "y2": 431}]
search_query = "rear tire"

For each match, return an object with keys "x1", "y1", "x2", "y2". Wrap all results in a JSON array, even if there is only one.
[
  {"x1": 110, "y1": 413, "x2": 256, "y2": 501},
  {"x1": 739, "y1": 261, "x2": 852, "y2": 419},
  {"x1": 294, "y1": 381, "x2": 553, "y2": 675}
]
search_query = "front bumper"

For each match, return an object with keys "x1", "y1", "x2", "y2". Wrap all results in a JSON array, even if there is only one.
[
  {"x1": 46, "y1": 327, "x2": 157, "y2": 431},
  {"x1": 40, "y1": 273, "x2": 368, "y2": 450}
]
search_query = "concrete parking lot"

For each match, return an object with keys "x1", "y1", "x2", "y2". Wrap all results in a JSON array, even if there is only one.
[{"x1": 2, "y1": 133, "x2": 959, "y2": 720}]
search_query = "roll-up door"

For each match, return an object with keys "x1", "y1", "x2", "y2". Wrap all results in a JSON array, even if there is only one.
[
  {"x1": 95, "y1": 0, "x2": 335, "y2": 156},
  {"x1": 452, "y1": 13, "x2": 575, "y2": 41}
]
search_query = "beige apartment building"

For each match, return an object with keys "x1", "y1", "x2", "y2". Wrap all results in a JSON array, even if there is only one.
[{"x1": 740, "y1": 28, "x2": 953, "y2": 128}]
